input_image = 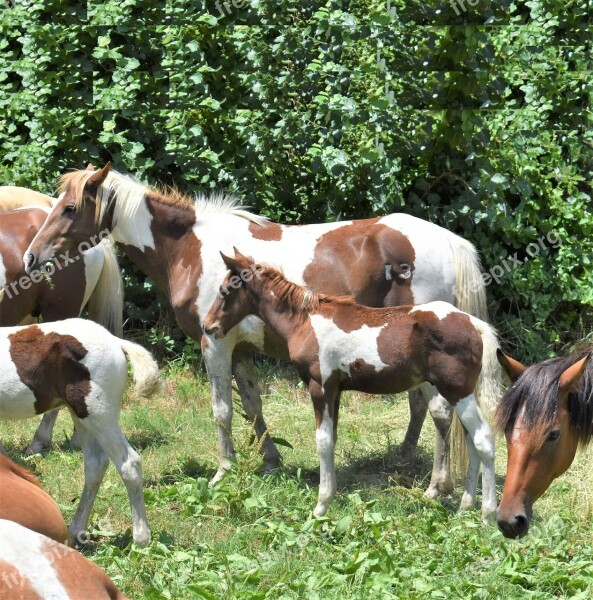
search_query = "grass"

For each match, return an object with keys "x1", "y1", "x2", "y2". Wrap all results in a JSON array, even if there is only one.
[{"x1": 3, "y1": 359, "x2": 593, "y2": 599}]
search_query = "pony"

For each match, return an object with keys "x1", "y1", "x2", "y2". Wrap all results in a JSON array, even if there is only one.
[
  {"x1": 203, "y1": 250, "x2": 499, "y2": 519},
  {"x1": 0, "y1": 190, "x2": 123, "y2": 456},
  {"x1": 23, "y1": 163, "x2": 501, "y2": 498},
  {"x1": 0, "y1": 318, "x2": 160, "y2": 547},
  {"x1": 0, "y1": 519, "x2": 128, "y2": 599},
  {"x1": 0, "y1": 454, "x2": 68, "y2": 544},
  {"x1": 495, "y1": 348, "x2": 591, "y2": 538}
]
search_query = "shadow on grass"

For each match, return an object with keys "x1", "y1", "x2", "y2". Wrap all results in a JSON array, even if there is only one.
[{"x1": 145, "y1": 457, "x2": 217, "y2": 487}]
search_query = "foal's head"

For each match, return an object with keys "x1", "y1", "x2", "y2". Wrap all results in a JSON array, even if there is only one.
[
  {"x1": 495, "y1": 349, "x2": 591, "y2": 539},
  {"x1": 203, "y1": 249, "x2": 265, "y2": 339}
]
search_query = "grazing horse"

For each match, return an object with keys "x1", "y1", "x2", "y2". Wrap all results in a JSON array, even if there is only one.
[
  {"x1": 203, "y1": 250, "x2": 499, "y2": 519},
  {"x1": 0, "y1": 318, "x2": 160, "y2": 547},
  {"x1": 23, "y1": 164, "x2": 500, "y2": 498},
  {"x1": 0, "y1": 519, "x2": 128, "y2": 599},
  {"x1": 0, "y1": 195, "x2": 123, "y2": 456},
  {"x1": 0, "y1": 454, "x2": 68, "y2": 544},
  {"x1": 495, "y1": 349, "x2": 591, "y2": 538}
]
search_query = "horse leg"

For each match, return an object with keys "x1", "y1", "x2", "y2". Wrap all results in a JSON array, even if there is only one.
[
  {"x1": 400, "y1": 389, "x2": 428, "y2": 463},
  {"x1": 232, "y1": 353, "x2": 282, "y2": 472},
  {"x1": 424, "y1": 387, "x2": 454, "y2": 499},
  {"x1": 310, "y1": 381, "x2": 338, "y2": 518},
  {"x1": 203, "y1": 338, "x2": 236, "y2": 483},
  {"x1": 25, "y1": 409, "x2": 60, "y2": 456},
  {"x1": 453, "y1": 394, "x2": 497, "y2": 522},
  {"x1": 86, "y1": 421, "x2": 150, "y2": 547},
  {"x1": 68, "y1": 423, "x2": 110, "y2": 546}
]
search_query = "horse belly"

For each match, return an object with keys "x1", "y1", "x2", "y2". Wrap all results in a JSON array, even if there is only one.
[{"x1": 0, "y1": 385, "x2": 39, "y2": 420}]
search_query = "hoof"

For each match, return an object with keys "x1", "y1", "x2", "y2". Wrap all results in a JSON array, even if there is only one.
[
  {"x1": 23, "y1": 443, "x2": 50, "y2": 457},
  {"x1": 133, "y1": 530, "x2": 151, "y2": 548},
  {"x1": 424, "y1": 481, "x2": 454, "y2": 500},
  {"x1": 313, "y1": 504, "x2": 327, "y2": 518}
]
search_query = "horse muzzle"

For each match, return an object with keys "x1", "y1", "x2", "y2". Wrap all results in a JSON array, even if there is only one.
[
  {"x1": 202, "y1": 323, "x2": 223, "y2": 339},
  {"x1": 496, "y1": 499, "x2": 533, "y2": 539}
]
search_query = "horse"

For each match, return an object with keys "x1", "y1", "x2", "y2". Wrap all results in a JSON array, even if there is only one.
[
  {"x1": 0, "y1": 318, "x2": 160, "y2": 547},
  {"x1": 0, "y1": 519, "x2": 128, "y2": 599},
  {"x1": 495, "y1": 348, "x2": 591, "y2": 538},
  {"x1": 0, "y1": 453, "x2": 68, "y2": 544},
  {"x1": 23, "y1": 163, "x2": 501, "y2": 498},
  {"x1": 202, "y1": 249, "x2": 499, "y2": 519},
  {"x1": 0, "y1": 185, "x2": 53, "y2": 211},
  {"x1": 0, "y1": 195, "x2": 123, "y2": 456}
]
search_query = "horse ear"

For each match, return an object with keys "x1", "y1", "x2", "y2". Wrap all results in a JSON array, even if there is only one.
[
  {"x1": 559, "y1": 354, "x2": 589, "y2": 396},
  {"x1": 220, "y1": 250, "x2": 242, "y2": 273},
  {"x1": 87, "y1": 162, "x2": 111, "y2": 189},
  {"x1": 85, "y1": 163, "x2": 95, "y2": 171},
  {"x1": 497, "y1": 349, "x2": 527, "y2": 382},
  {"x1": 232, "y1": 247, "x2": 252, "y2": 265}
]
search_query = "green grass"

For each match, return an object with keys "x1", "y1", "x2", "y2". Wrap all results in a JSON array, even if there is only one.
[{"x1": 3, "y1": 361, "x2": 593, "y2": 599}]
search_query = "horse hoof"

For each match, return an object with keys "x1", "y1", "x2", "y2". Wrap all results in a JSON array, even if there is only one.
[
  {"x1": 23, "y1": 444, "x2": 50, "y2": 457},
  {"x1": 313, "y1": 504, "x2": 328, "y2": 518},
  {"x1": 209, "y1": 468, "x2": 229, "y2": 486},
  {"x1": 133, "y1": 530, "x2": 151, "y2": 548}
]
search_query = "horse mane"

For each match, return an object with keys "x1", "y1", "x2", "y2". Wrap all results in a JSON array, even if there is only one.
[
  {"x1": 495, "y1": 348, "x2": 593, "y2": 447},
  {"x1": 58, "y1": 169, "x2": 266, "y2": 227},
  {"x1": 255, "y1": 263, "x2": 354, "y2": 312}
]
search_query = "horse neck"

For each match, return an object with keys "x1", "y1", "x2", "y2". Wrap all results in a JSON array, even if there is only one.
[
  {"x1": 115, "y1": 191, "x2": 200, "y2": 299},
  {"x1": 251, "y1": 278, "x2": 309, "y2": 344}
]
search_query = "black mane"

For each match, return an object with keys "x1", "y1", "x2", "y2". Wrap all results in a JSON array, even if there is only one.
[{"x1": 495, "y1": 349, "x2": 593, "y2": 446}]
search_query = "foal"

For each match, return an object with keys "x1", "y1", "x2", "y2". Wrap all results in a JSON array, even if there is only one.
[
  {"x1": 0, "y1": 454, "x2": 67, "y2": 544},
  {"x1": 203, "y1": 250, "x2": 498, "y2": 520},
  {"x1": 0, "y1": 318, "x2": 160, "y2": 546}
]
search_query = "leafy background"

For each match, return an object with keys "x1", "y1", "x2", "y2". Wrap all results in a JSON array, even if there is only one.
[{"x1": 0, "y1": 0, "x2": 591, "y2": 361}]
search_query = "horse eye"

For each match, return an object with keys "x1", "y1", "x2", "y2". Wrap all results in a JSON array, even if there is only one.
[
  {"x1": 547, "y1": 430, "x2": 560, "y2": 442},
  {"x1": 62, "y1": 205, "x2": 76, "y2": 215}
]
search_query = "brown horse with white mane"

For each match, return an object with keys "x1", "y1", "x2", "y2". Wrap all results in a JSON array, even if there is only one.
[
  {"x1": 0, "y1": 453, "x2": 67, "y2": 544},
  {"x1": 23, "y1": 164, "x2": 501, "y2": 497},
  {"x1": 203, "y1": 250, "x2": 499, "y2": 519},
  {"x1": 495, "y1": 349, "x2": 591, "y2": 538},
  {"x1": 0, "y1": 187, "x2": 123, "y2": 455}
]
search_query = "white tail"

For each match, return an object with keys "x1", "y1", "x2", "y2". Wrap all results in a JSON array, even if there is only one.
[
  {"x1": 448, "y1": 234, "x2": 500, "y2": 479},
  {"x1": 120, "y1": 340, "x2": 161, "y2": 397},
  {"x1": 87, "y1": 238, "x2": 124, "y2": 337}
]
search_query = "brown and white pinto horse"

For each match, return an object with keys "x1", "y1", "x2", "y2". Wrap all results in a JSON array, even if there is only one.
[
  {"x1": 0, "y1": 318, "x2": 160, "y2": 546},
  {"x1": 24, "y1": 164, "x2": 500, "y2": 498},
  {"x1": 0, "y1": 190, "x2": 123, "y2": 456},
  {"x1": 0, "y1": 454, "x2": 68, "y2": 544},
  {"x1": 0, "y1": 519, "x2": 128, "y2": 599},
  {"x1": 203, "y1": 250, "x2": 499, "y2": 519},
  {"x1": 495, "y1": 349, "x2": 591, "y2": 538}
]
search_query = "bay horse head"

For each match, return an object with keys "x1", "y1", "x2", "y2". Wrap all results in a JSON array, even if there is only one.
[
  {"x1": 24, "y1": 163, "x2": 113, "y2": 274},
  {"x1": 203, "y1": 248, "x2": 264, "y2": 338},
  {"x1": 495, "y1": 348, "x2": 591, "y2": 539}
]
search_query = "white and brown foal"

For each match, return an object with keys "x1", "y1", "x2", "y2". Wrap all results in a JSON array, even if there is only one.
[
  {"x1": 204, "y1": 250, "x2": 499, "y2": 520},
  {"x1": 0, "y1": 519, "x2": 128, "y2": 599},
  {"x1": 0, "y1": 318, "x2": 159, "y2": 546}
]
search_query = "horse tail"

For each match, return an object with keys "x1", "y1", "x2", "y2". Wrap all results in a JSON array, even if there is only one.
[
  {"x1": 87, "y1": 238, "x2": 124, "y2": 337},
  {"x1": 447, "y1": 234, "x2": 498, "y2": 479},
  {"x1": 120, "y1": 339, "x2": 161, "y2": 398}
]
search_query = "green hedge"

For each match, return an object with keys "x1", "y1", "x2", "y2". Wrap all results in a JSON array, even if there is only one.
[{"x1": 0, "y1": 0, "x2": 591, "y2": 361}]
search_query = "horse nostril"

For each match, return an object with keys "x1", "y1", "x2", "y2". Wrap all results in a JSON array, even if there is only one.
[
  {"x1": 26, "y1": 253, "x2": 35, "y2": 267},
  {"x1": 514, "y1": 513, "x2": 529, "y2": 536},
  {"x1": 202, "y1": 324, "x2": 219, "y2": 336},
  {"x1": 497, "y1": 512, "x2": 530, "y2": 539}
]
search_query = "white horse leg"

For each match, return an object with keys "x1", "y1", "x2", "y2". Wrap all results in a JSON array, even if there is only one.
[
  {"x1": 311, "y1": 383, "x2": 337, "y2": 518},
  {"x1": 90, "y1": 423, "x2": 150, "y2": 547},
  {"x1": 68, "y1": 424, "x2": 110, "y2": 546},
  {"x1": 424, "y1": 388, "x2": 454, "y2": 499},
  {"x1": 400, "y1": 389, "x2": 428, "y2": 463},
  {"x1": 232, "y1": 354, "x2": 281, "y2": 472},
  {"x1": 454, "y1": 394, "x2": 497, "y2": 522},
  {"x1": 25, "y1": 409, "x2": 60, "y2": 455},
  {"x1": 203, "y1": 340, "x2": 235, "y2": 483}
]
